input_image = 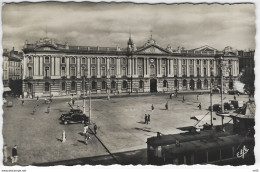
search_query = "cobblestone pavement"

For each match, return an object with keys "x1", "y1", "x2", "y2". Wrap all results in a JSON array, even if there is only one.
[{"x1": 2, "y1": 93, "x2": 250, "y2": 165}]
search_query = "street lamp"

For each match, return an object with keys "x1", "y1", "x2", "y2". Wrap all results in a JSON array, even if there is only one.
[{"x1": 82, "y1": 70, "x2": 91, "y2": 125}]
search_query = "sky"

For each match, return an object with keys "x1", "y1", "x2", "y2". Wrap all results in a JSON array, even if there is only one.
[{"x1": 1, "y1": 2, "x2": 256, "y2": 51}]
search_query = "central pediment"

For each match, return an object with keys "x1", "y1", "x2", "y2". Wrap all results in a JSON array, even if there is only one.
[{"x1": 135, "y1": 45, "x2": 171, "y2": 55}]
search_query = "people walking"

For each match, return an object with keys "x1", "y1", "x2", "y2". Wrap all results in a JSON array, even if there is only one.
[
  {"x1": 22, "y1": 100, "x2": 24, "y2": 105},
  {"x1": 37, "y1": 96, "x2": 39, "y2": 101},
  {"x1": 145, "y1": 114, "x2": 148, "y2": 124},
  {"x1": 94, "y1": 124, "x2": 97, "y2": 134},
  {"x1": 72, "y1": 99, "x2": 75, "y2": 105},
  {"x1": 198, "y1": 103, "x2": 202, "y2": 110},
  {"x1": 165, "y1": 101, "x2": 168, "y2": 110},
  {"x1": 234, "y1": 95, "x2": 236, "y2": 100},
  {"x1": 62, "y1": 130, "x2": 66, "y2": 143},
  {"x1": 83, "y1": 125, "x2": 88, "y2": 136},
  {"x1": 3, "y1": 145, "x2": 8, "y2": 163},
  {"x1": 11, "y1": 145, "x2": 18, "y2": 163},
  {"x1": 151, "y1": 104, "x2": 154, "y2": 112},
  {"x1": 148, "y1": 114, "x2": 150, "y2": 124}
]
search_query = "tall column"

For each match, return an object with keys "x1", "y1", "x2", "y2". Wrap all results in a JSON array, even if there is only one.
[
  {"x1": 178, "y1": 59, "x2": 182, "y2": 77},
  {"x1": 186, "y1": 60, "x2": 190, "y2": 77},
  {"x1": 107, "y1": 58, "x2": 110, "y2": 77},
  {"x1": 51, "y1": 56, "x2": 55, "y2": 76},
  {"x1": 33, "y1": 56, "x2": 36, "y2": 76},
  {"x1": 170, "y1": 59, "x2": 174, "y2": 76},
  {"x1": 144, "y1": 58, "x2": 147, "y2": 77},
  {"x1": 55, "y1": 56, "x2": 60, "y2": 76},
  {"x1": 167, "y1": 59, "x2": 170, "y2": 76},
  {"x1": 66, "y1": 57, "x2": 70, "y2": 77},
  {"x1": 77, "y1": 56, "x2": 80, "y2": 77},
  {"x1": 23, "y1": 56, "x2": 27, "y2": 79},
  {"x1": 97, "y1": 57, "x2": 100, "y2": 77},
  {"x1": 213, "y1": 60, "x2": 216, "y2": 76},
  {"x1": 117, "y1": 58, "x2": 120, "y2": 76},
  {"x1": 87, "y1": 58, "x2": 90, "y2": 78},
  {"x1": 135, "y1": 58, "x2": 138, "y2": 76},
  {"x1": 207, "y1": 60, "x2": 210, "y2": 77},
  {"x1": 200, "y1": 60, "x2": 203, "y2": 77},
  {"x1": 147, "y1": 58, "x2": 150, "y2": 76},
  {"x1": 156, "y1": 59, "x2": 159, "y2": 77},
  {"x1": 194, "y1": 60, "x2": 197, "y2": 77}
]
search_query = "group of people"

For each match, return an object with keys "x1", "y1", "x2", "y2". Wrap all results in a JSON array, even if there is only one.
[
  {"x1": 3, "y1": 145, "x2": 18, "y2": 164},
  {"x1": 144, "y1": 114, "x2": 151, "y2": 124},
  {"x1": 61, "y1": 124, "x2": 98, "y2": 145}
]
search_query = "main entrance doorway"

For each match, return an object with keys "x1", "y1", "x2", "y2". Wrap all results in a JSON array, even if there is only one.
[{"x1": 150, "y1": 79, "x2": 157, "y2": 92}]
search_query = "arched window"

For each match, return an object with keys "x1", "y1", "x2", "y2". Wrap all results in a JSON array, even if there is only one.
[
  {"x1": 91, "y1": 67, "x2": 96, "y2": 76},
  {"x1": 45, "y1": 82, "x2": 50, "y2": 92},
  {"x1": 210, "y1": 68, "x2": 214, "y2": 76},
  {"x1": 174, "y1": 79, "x2": 178, "y2": 88},
  {"x1": 204, "y1": 60, "x2": 207, "y2": 64},
  {"x1": 163, "y1": 80, "x2": 168, "y2": 87},
  {"x1": 138, "y1": 67, "x2": 142, "y2": 76},
  {"x1": 183, "y1": 79, "x2": 187, "y2": 87},
  {"x1": 102, "y1": 81, "x2": 106, "y2": 90},
  {"x1": 110, "y1": 58, "x2": 115, "y2": 64},
  {"x1": 101, "y1": 66, "x2": 106, "y2": 77},
  {"x1": 71, "y1": 81, "x2": 76, "y2": 91},
  {"x1": 197, "y1": 80, "x2": 202, "y2": 89},
  {"x1": 182, "y1": 67, "x2": 186, "y2": 76},
  {"x1": 44, "y1": 56, "x2": 50, "y2": 63},
  {"x1": 139, "y1": 80, "x2": 144, "y2": 88},
  {"x1": 204, "y1": 79, "x2": 208, "y2": 88},
  {"x1": 122, "y1": 81, "x2": 127, "y2": 89},
  {"x1": 197, "y1": 67, "x2": 200, "y2": 76},
  {"x1": 92, "y1": 81, "x2": 97, "y2": 89},
  {"x1": 71, "y1": 57, "x2": 76, "y2": 64},
  {"x1": 45, "y1": 67, "x2": 50, "y2": 77},
  {"x1": 203, "y1": 68, "x2": 207, "y2": 76},
  {"x1": 28, "y1": 56, "x2": 33, "y2": 63},
  {"x1": 82, "y1": 57, "x2": 86, "y2": 64},
  {"x1": 62, "y1": 82, "x2": 66, "y2": 91},
  {"x1": 111, "y1": 67, "x2": 115, "y2": 76},
  {"x1": 61, "y1": 57, "x2": 65, "y2": 64},
  {"x1": 122, "y1": 67, "x2": 126, "y2": 76},
  {"x1": 101, "y1": 58, "x2": 106, "y2": 64},
  {"x1": 197, "y1": 60, "x2": 200, "y2": 65},
  {"x1": 111, "y1": 81, "x2": 116, "y2": 89}
]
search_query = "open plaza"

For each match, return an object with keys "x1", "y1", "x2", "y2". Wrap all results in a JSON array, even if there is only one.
[{"x1": 2, "y1": 92, "x2": 250, "y2": 165}]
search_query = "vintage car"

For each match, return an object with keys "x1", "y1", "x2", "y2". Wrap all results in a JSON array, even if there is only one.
[{"x1": 60, "y1": 108, "x2": 88, "y2": 125}]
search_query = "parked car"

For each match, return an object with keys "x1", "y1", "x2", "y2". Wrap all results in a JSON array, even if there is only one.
[
  {"x1": 208, "y1": 104, "x2": 221, "y2": 112},
  {"x1": 60, "y1": 112, "x2": 88, "y2": 125},
  {"x1": 224, "y1": 102, "x2": 234, "y2": 110}
]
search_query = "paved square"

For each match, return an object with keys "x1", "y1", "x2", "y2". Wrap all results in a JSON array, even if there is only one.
[{"x1": 2, "y1": 93, "x2": 249, "y2": 165}]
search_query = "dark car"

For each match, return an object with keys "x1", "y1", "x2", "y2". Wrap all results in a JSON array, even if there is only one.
[
  {"x1": 224, "y1": 102, "x2": 234, "y2": 110},
  {"x1": 208, "y1": 104, "x2": 221, "y2": 112},
  {"x1": 60, "y1": 113, "x2": 88, "y2": 125}
]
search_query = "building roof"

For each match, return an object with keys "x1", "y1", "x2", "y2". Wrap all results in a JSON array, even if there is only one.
[{"x1": 23, "y1": 37, "x2": 238, "y2": 58}]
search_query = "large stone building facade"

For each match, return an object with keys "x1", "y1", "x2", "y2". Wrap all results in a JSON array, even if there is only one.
[{"x1": 22, "y1": 37, "x2": 239, "y2": 98}]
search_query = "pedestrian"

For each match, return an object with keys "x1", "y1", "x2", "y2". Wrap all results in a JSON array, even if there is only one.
[
  {"x1": 37, "y1": 96, "x2": 39, "y2": 101},
  {"x1": 198, "y1": 103, "x2": 201, "y2": 110},
  {"x1": 94, "y1": 124, "x2": 97, "y2": 134},
  {"x1": 22, "y1": 100, "x2": 24, "y2": 105},
  {"x1": 83, "y1": 125, "x2": 88, "y2": 136},
  {"x1": 144, "y1": 114, "x2": 147, "y2": 124},
  {"x1": 62, "y1": 130, "x2": 66, "y2": 143},
  {"x1": 182, "y1": 95, "x2": 185, "y2": 103},
  {"x1": 47, "y1": 105, "x2": 50, "y2": 113},
  {"x1": 234, "y1": 95, "x2": 236, "y2": 100},
  {"x1": 165, "y1": 101, "x2": 168, "y2": 110},
  {"x1": 11, "y1": 145, "x2": 18, "y2": 163},
  {"x1": 72, "y1": 99, "x2": 75, "y2": 105},
  {"x1": 151, "y1": 104, "x2": 154, "y2": 112},
  {"x1": 85, "y1": 133, "x2": 90, "y2": 145},
  {"x1": 148, "y1": 114, "x2": 150, "y2": 124},
  {"x1": 197, "y1": 94, "x2": 199, "y2": 101},
  {"x1": 107, "y1": 94, "x2": 110, "y2": 100},
  {"x1": 3, "y1": 145, "x2": 8, "y2": 163},
  {"x1": 169, "y1": 94, "x2": 172, "y2": 99}
]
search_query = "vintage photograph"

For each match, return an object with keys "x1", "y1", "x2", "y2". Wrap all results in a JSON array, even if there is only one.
[{"x1": 1, "y1": 2, "x2": 255, "y2": 166}]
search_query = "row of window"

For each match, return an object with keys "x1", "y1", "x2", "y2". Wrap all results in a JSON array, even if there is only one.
[
  {"x1": 28, "y1": 56, "x2": 235, "y2": 66},
  {"x1": 42, "y1": 80, "x2": 137, "y2": 92}
]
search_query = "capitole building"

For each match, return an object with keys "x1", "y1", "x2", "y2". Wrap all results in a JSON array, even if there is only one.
[{"x1": 22, "y1": 36, "x2": 239, "y2": 98}]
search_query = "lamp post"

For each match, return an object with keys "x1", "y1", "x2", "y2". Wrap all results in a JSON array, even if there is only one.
[
  {"x1": 83, "y1": 70, "x2": 91, "y2": 125},
  {"x1": 219, "y1": 56, "x2": 224, "y2": 113}
]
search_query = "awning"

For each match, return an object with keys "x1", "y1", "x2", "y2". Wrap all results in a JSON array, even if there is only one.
[{"x1": 4, "y1": 87, "x2": 11, "y2": 92}]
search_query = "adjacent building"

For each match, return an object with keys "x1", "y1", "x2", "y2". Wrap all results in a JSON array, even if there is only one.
[
  {"x1": 237, "y1": 50, "x2": 255, "y2": 94},
  {"x1": 22, "y1": 36, "x2": 239, "y2": 98}
]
